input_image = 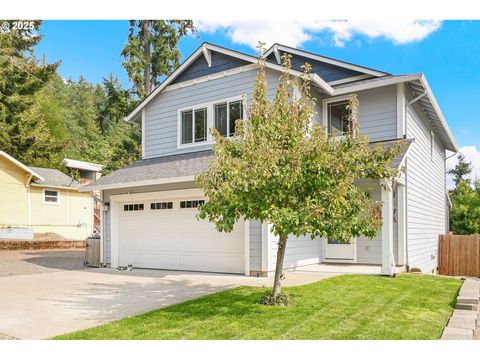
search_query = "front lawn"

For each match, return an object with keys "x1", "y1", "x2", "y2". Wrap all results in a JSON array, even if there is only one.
[{"x1": 54, "y1": 274, "x2": 461, "y2": 340}]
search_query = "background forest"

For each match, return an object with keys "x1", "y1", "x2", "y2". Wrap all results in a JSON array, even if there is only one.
[{"x1": 0, "y1": 20, "x2": 194, "y2": 175}]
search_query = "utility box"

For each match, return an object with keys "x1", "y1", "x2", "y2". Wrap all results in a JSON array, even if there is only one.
[{"x1": 85, "y1": 236, "x2": 101, "y2": 267}]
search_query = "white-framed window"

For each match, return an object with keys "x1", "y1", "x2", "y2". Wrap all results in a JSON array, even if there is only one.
[
  {"x1": 322, "y1": 95, "x2": 356, "y2": 136},
  {"x1": 214, "y1": 99, "x2": 243, "y2": 138},
  {"x1": 177, "y1": 95, "x2": 245, "y2": 148},
  {"x1": 42, "y1": 189, "x2": 60, "y2": 205},
  {"x1": 180, "y1": 107, "x2": 207, "y2": 145}
]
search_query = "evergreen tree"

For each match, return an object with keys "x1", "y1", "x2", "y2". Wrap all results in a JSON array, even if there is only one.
[
  {"x1": 0, "y1": 20, "x2": 62, "y2": 168},
  {"x1": 121, "y1": 20, "x2": 196, "y2": 97},
  {"x1": 448, "y1": 153, "x2": 472, "y2": 186}
]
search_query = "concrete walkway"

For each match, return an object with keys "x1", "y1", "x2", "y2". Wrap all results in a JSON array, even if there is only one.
[
  {"x1": 441, "y1": 278, "x2": 480, "y2": 340},
  {"x1": 0, "y1": 267, "x2": 335, "y2": 340}
]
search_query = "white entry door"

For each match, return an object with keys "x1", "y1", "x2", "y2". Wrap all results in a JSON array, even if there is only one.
[{"x1": 324, "y1": 238, "x2": 355, "y2": 261}]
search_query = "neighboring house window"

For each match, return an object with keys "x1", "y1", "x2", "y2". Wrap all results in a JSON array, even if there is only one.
[
  {"x1": 43, "y1": 189, "x2": 59, "y2": 204},
  {"x1": 327, "y1": 100, "x2": 352, "y2": 135},
  {"x1": 181, "y1": 108, "x2": 207, "y2": 145},
  {"x1": 123, "y1": 203, "x2": 145, "y2": 211},
  {"x1": 214, "y1": 100, "x2": 243, "y2": 137},
  {"x1": 180, "y1": 200, "x2": 205, "y2": 209}
]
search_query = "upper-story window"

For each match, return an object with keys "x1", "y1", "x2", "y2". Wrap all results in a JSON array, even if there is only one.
[
  {"x1": 214, "y1": 100, "x2": 243, "y2": 137},
  {"x1": 181, "y1": 108, "x2": 207, "y2": 145},
  {"x1": 178, "y1": 96, "x2": 244, "y2": 148},
  {"x1": 327, "y1": 100, "x2": 352, "y2": 135}
]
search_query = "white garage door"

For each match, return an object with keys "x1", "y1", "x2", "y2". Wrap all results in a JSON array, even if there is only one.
[{"x1": 117, "y1": 191, "x2": 245, "y2": 274}]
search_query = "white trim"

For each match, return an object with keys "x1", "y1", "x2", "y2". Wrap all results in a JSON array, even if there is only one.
[
  {"x1": 322, "y1": 238, "x2": 357, "y2": 263},
  {"x1": 202, "y1": 44, "x2": 212, "y2": 67},
  {"x1": 0, "y1": 150, "x2": 44, "y2": 181},
  {"x1": 30, "y1": 183, "x2": 81, "y2": 191},
  {"x1": 322, "y1": 94, "x2": 356, "y2": 129},
  {"x1": 27, "y1": 185, "x2": 31, "y2": 226},
  {"x1": 99, "y1": 192, "x2": 104, "y2": 265},
  {"x1": 80, "y1": 175, "x2": 196, "y2": 192},
  {"x1": 66, "y1": 189, "x2": 69, "y2": 225},
  {"x1": 110, "y1": 199, "x2": 119, "y2": 268},
  {"x1": 261, "y1": 222, "x2": 269, "y2": 272},
  {"x1": 124, "y1": 43, "x2": 334, "y2": 122},
  {"x1": 177, "y1": 95, "x2": 246, "y2": 150},
  {"x1": 381, "y1": 180, "x2": 394, "y2": 275},
  {"x1": 42, "y1": 188, "x2": 60, "y2": 205},
  {"x1": 397, "y1": 183, "x2": 407, "y2": 266},
  {"x1": 64, "y1": 158, "x2": 103, "y2": 172},
  {"x1": 110, "y1": 188, "x2": 202, "y2": 202},
  {"x1": 164, "y1": 64, "x2": 257, "y2": 93},
  {"x1": 244, "y1": 220, "x2": 250, "y2": 276},
  {"x1": 328, "y1": 74, "x2": 371, "y2": 86},
  {"x1": 272, "y1": 45, "x2": 281, "y2": 64},
  {"x1": 141, "y1": 109, "x2": 146, "y2": 159},
  {"x1": 264, "y1": 44, "x2": 387, "y2": 77},
  {"x1": 396, "y1": 83, "x2": 406, "y2": 139},
  {"x1": 333, "y1": 74, "x2": 422, "y2": 96}
]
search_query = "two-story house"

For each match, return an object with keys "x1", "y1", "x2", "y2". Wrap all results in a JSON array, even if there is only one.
[{"x1": 82, "y1": 42, "x2": 458, "y2": 276}]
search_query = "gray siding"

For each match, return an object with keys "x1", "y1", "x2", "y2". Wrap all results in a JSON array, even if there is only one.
[
  {"x1": 144, "y1": 68, "x2": 282, "y2": 159},
  {"x1": 405, "y1": 99, "x2": 446, "y2": 274},
  {"x1": 271, "y1": 234, "x2": 323, "y2": 270},
  {"x1": 172, "y1": 52, "x2": 250, "y2": 84},
  {"x1": 315, "y1": 85, "x2": 398, "y2": 142},
  {"x1": 266, "y1": 52, "x2": 363, "y2": 82},
  {"x1": 249, "y1": 220, "x2": 262, "y2": 272}
]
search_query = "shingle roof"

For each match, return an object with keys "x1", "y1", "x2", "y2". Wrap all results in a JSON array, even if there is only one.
[
  {"x1": 80, "y1": 150, "x2": 214, "y2": 191},
  {"x1": 370, "y1": 138, "x2": 413, "y2": 170},
  {"x1": 29, "y1": 167, "x2": 81, "y2": 189},
  {"x1": 82, "y1": 139, "x2": 413, "y2": 191}
]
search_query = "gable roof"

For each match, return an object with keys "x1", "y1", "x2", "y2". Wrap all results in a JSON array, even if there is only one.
[
  {"x1": 124, "y1": 42, "x2": 335, "y2": 123},
  {"x1": 264, "y1": 43, "x2": 388, "y2": 78},
  {"x1": 29, "y1": 167, "x2": 82, "y2": 190},
  {"x1": 0, "y1": 151, "x2": 44, "y2": 181},
  {"x1": 332, "y1": 74, "x2": 458, "y2": 152}
]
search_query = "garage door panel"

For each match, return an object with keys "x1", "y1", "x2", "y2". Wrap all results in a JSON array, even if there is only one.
[{"x1": 117, "y1": 192, "x2": 245, "y2": 274}]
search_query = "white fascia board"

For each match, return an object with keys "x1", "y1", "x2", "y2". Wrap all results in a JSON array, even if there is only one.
[
  {"x1": 0, "y1": 151, "x2": 44, "y2": 181},
  {"x1": 418, "y1": 75, "x2": 459, "y2": 152},
  {"x1": 78, "y1": 175, "x2": 196, "y2": 192},
  {"x1": 264, "y1": 44, "x2": 387, "y2": 77},
  {"x1": 125, "y1": 43, "x2": 335, "y2": 122},
  {"x1": 30, "y1": 183, "x2": 80, "y2": 191},
  {"x1": 332, "y1": 74, "x2": 422, "y2": 96}
]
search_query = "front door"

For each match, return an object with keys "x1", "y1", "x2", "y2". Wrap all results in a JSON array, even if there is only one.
[{"x1": 324, "y1": 238, "x2": 355, "y2": 261}]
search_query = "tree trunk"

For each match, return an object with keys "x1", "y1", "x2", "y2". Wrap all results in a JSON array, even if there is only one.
[
  {"x1": 142, "y1": 20, "x2": 152, "y2": 95},
  {"x1": 271, "y1": 234, "x2": 288, "y2": 298}
]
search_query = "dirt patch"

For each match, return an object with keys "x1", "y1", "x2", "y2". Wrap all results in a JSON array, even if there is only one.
[
  {"x1": 0, "y1": 240, "x2": 85, "y2": 250},
  {"x1": 0, "y1": 250, "x2": 85, "y2": 277}
]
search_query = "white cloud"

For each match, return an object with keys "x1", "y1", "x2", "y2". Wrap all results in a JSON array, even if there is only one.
[
  {"x1": 196, "y1": 20, "x2": 442, "y2": 49},
  {"x1": 446, "y1": 145, "x2": 480, "y2": 189}
]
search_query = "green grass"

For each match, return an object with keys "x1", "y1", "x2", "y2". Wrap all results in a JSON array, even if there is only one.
[{"x1": 54, "y1": 274, "x2": 461, "y2": 340}]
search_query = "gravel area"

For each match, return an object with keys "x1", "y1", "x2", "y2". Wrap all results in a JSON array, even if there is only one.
[{"x1": 0, "y1": 250, "x2": 85, "y2": 277}]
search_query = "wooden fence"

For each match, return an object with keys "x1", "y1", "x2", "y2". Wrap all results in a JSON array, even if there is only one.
[{"x1": 438, "y1": 234, "x2": 480, "y2": 277}]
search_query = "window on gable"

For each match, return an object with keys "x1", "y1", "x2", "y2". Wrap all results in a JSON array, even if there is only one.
[
  {"x1": 327, "y1": 100, "x2": 352, "y2": 135},
  {"x1": 214, "y1": 100, "x2": 243, "y2": 138},
  {"x1": 43, "y1": 189, "x2": 59, "y2": 204},
  {"x1": 181, "y1": 108, "x2": 207, "y2": 145}
]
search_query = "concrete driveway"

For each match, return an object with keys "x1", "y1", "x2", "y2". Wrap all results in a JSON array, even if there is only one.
[{"x1": 0, "y1": 250, "x2": 334, "y2": 339}]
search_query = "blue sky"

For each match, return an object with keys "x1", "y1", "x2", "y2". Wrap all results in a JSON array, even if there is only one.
[{"x1": 35, "y1": 20, "x2": 480, "y2": 178}]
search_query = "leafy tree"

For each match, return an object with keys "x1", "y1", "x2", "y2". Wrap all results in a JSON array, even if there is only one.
[
  {"x1": 448, "y1": 153, "x2": 472, "y2": 186},
  {"x1": 449, "y1": 179, "x2": 480, "y2": 235},
  {"x1": 0, "y1": 20, "x2": 63, "y2": 168},
  {"x1": 121, "y1": 20, "x2": 196, "y2": 97},
  {"x1": 196, "y1": 53, "x2": 401, "y2": 301}
]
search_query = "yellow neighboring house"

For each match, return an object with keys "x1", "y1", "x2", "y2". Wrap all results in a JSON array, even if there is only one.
[{"x1": 0, "y1": 151, "x2": 94, "y2": 240}]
